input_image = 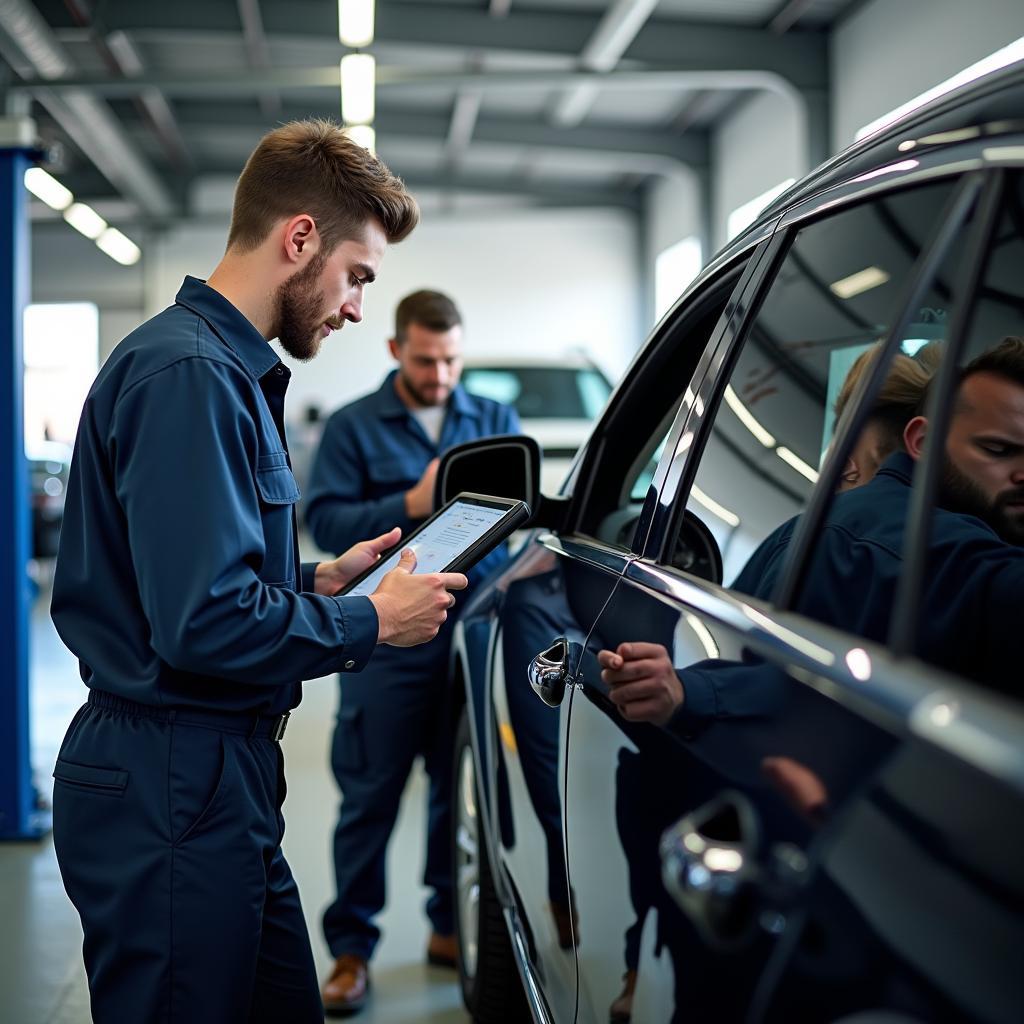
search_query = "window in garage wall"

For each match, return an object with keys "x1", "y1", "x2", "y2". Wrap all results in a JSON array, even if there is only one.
[
  {"x1": 24, "y1": 302, "x2": 99, "y2": 449},
  {"x1": 654, "y1": 236, "x2": 702, "y2": 321}
]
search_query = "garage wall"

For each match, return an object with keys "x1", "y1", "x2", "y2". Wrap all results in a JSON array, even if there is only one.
[
  {"x1": 711, "y1": 88, "x2": 808, "y2": 254},
  {"x1": 643, "y1": 172, "x2": 703, "y2": 327},
  {"x1": 832, "y1": 0, "x2": 1024, "y2": 150},
  {"x1": 149, "y1": 204, "x2": 642, "y2": 420}
]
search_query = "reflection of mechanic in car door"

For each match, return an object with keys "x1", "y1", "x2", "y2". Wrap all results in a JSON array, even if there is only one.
[{"x1": 599, "y1": 337, "x2": 1024, "y2": 728}]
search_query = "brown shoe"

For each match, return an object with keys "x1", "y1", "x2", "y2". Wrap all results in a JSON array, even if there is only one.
[
  {"x1": 426, "y1": 931, "x2": 458, "y2": 968},
  {"x1": 322, "y1": 954, "x2": 370, "y2": 1016},
  {"x1": 609, "y1": 969, "x2": 637, "y2": 1023}
]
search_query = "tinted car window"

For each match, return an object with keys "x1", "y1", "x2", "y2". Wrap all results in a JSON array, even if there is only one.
[
  {"x1": 679, "y1": 181, "x2": 959, "y2": 586},
  {"x1": 900, "y1": 171, "x2": 1024, "y2": 692}
]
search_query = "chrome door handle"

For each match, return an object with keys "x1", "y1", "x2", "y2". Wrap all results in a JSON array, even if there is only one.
[
  {"x1": 660, "y1": 790, "x2": 761, "y2": 950},
  {"x1": 528, "y1": 636, "x2": 580, "y2": 708},
  {"x1": 660, "y1": 790, "x2": 810, "y2": 951}
]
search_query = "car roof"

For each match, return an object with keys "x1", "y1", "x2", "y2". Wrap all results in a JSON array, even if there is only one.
[{"x1": 704, "y1": 57, "x2": 1024, "y2": 278}]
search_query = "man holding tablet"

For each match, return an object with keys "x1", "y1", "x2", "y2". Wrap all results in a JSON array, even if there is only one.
[
  {"x1": 49, "y1": 122, "x2": 466, "y2": 1024},
  {"x1": 306, "y1": 290, "x2": 519, "y2": 1013}
]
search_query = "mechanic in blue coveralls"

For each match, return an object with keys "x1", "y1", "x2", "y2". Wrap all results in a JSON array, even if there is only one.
[
  {"x1": 49, "y1": 121, "x2": 468, "y2": 1024},
  {"x1": 305, "y1": 289, "x2": 519, "y2": 1014}
]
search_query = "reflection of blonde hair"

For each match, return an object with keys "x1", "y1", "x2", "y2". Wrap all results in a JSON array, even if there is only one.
[{"x1": 834, "y1": 341, "x2": 941, "y2": 453}]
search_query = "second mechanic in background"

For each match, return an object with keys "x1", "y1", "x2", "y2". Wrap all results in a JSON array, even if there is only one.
[{"x1": 305, "y1": 289, "x2": 520, "y2": 1014}]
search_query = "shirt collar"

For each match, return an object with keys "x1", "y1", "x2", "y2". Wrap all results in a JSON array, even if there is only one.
[
  {"x1": 876, "y1": 450, "x2": 915, "y2": 485},
  {"x1": 174, "y1": 276, "x2": 281, "y2": 381},
  {"x1": 374, "y1": 369, "x2": 480, "y2": 420}
]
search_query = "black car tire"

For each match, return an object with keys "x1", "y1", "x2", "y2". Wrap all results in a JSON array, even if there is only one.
[{"x1": 452, "y1": 707, "x2": 530, "y2": 1023}]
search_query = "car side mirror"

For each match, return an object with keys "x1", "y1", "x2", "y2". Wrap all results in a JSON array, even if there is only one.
[{"x1": 434, "y1": 433, "x2": 569, "y2": 530}]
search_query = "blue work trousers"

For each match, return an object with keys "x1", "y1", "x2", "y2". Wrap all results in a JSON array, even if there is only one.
[
  {"x1": 52, "y1": 693, "x2": 321, "y2": 1024},
  {"x1": 322, "y1": 643, "x2": 455, "y2": 960}
]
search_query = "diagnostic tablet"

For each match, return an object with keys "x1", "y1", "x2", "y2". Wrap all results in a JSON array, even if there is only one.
[{"x1": 342, "y1": 492, "x2": 530, "y2": 597}]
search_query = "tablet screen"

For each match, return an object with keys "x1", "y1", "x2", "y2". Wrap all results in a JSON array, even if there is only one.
[{"x1": 345, "y1": 498, "x2": 512, "y2": 597}]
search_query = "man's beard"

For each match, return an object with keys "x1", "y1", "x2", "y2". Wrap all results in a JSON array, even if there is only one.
[
  {"x1": 274, "y1": 251, "x2": 340, "y2": 362},
  {"x1": 399, "y1": 369, "x2": 448, "y2": 408},
  {"x1": 939, "y1": 459, "x2": 1024, "y2": 546}
]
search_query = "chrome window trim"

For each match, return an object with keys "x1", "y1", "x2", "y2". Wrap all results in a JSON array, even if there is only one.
[
  {"x1": 537, "y1": 530, "x2": 634, "y2": 577},
  {"x1": 624, "y1": 558, "x2": 1024, "y2": 795}
]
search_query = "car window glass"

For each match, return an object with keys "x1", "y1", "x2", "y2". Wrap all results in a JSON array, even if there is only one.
[
  {"x1": 907, "y1": 171, "x2": 1024, "y2": 694},
  {"x1": 576, "y1": 262, "x2": 751, "y2": 546},
  {"x1": 674, "y1": 180, "x2": 959, "y2": 586}
]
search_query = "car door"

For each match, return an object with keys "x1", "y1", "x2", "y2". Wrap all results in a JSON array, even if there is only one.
[
  {"x1": 484, "y1": 241, "x2": 765, "y2": 1022},
  {"x1": 561, "y1": 166, "x2": 988, "y2": 1023}
]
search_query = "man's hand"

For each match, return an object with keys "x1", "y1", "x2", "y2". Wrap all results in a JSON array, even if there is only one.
[
  {"x1": 405, "y1": 458, "x2": 439, "y2": 519},
  {"x1": 369, "y1": 548, "x2": 468, "y2": 646},
  {"x1": 598, "y1": 642, "x2": 683, "y2": 726},
  {"x1": 314, "y1": 527, "x2": 402, "y2": 596}
]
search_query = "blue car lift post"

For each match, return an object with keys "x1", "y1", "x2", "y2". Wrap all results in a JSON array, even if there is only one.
[{"x1": 0, "y1": 117, "x2": 48, "y2": 840}]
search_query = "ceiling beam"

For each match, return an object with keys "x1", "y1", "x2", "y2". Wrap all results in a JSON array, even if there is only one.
[
  {"x1": 0, "y1": 0, "x2": 176, "y2": 219},
  {"x1": 237, "y1": 0, "x2": 281, "y2": 116},
  {"x1": 9, "y1": 64, "x2": 791, "y2": 102},
  {"x1": 170, "y1": 100, "x2": 710, "y2": 168},
  {"x1": 67, "y1": 2, "x2": 829, "y2": 90},
  {"x1": 551, "y1": 0, "x2": 659, "y2": 128}
]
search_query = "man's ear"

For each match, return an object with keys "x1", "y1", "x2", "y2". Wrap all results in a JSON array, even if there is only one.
[
  {"x1": 282, "y1": 214, "x2": 319, "y2": 264},
  {"x1": 387, "y1": 337, "x2": 401, "y2": 361},
  {"x1": 903, "y1": 416, "x2": 928, "y2": 461}
]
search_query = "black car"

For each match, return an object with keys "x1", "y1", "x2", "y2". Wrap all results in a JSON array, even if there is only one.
[
  {"x1": 28, "y1": 441, "x2": 72, "y2": 560},
  {"x1": 437, "y1": 60, "x2": 1024, "y2": 1024}
]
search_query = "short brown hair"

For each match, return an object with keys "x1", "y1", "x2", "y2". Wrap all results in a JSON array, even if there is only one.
[
  {"x1": 962, "y1": 335, "x2": 1024, "y2": 391},
  {"x1": 394, "y1": 290, "x2": 462, "y2": 342},
  {"x1": 227, "y1": 119, "x2": 419, "y2": 253}
]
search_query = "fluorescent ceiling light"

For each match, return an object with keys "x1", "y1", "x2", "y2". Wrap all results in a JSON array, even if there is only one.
[
  {"x1": 63, "y1": 202, "x2": 107, "y2": 240},
  {"x1": 341, "y1": 53, "x2": 375, "y2": 125},
  {"x1": 726, "y1": 178, "x2": 795, "y2": 241},
  {"x1": 691, "y1": 484, "x2": 740, "y2": 528},
  {"x1": 776, "y1": 446, "x2": 819, "y2": 483},
  {"x1": 24, "y1": 167, "x2": 73, "y2": 211},
  {"x1": 96, "y1": 227, "x2": 141, "y2": 266},
  {"x1": 856, "y1": 36, "x2": 1024, "y2": 141},
  {"x1": 723, "y1": 385, "x2": 776, "y2": 448},
  {"x1": 338, "y1": 0, "x2": 374, "y2": 48},
  {"x1": 829, "y1": 266, "x2": 890, "y2": 299},
  {"x1": 345, "y1": 124, "x2": 376, "y2": 153}
]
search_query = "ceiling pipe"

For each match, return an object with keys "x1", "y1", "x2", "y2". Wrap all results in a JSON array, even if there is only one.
[
  {"x1": 0, "y1": 0, "x2": 175, "y2": 219},
  {"x1": 551, "y1": 0, "x2": 660, "y2": 127}
]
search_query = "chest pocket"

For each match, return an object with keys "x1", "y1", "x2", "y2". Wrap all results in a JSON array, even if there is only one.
[{"x1": 255, "y1": 452, "x2": 300, "y2": 587}]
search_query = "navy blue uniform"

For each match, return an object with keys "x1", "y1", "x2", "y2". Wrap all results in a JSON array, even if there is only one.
[
  {"x1": 306, "y1": 372, "x2": 518, "y2": 960},
  {"x1": 50, "y1": 277, "x2": 379, "y2": 1023},
  {"x1": 676, "y1": 451, "x2": 1024, "y2": 729}
]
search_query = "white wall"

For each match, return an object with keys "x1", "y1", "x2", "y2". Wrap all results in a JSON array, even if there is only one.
[
  {"x1": 150, "y1": 205, "x2": 642, "y2": 420},
  {"x1": 832, "y1": 0, "x2": 1024, "y2": 150},
  {"x1": 711, "y1": 89, "x2": 807, "y2": 253}
]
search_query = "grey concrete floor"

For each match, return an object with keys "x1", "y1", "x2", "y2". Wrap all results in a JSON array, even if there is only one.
[{"x1": 0, "y1": 566, "x2": 468, "y2": 1023}]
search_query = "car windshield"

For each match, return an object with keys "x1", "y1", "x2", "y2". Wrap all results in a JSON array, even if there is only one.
[{"x1": 462, "y1": 366, "x2": 612, "y2": 420}]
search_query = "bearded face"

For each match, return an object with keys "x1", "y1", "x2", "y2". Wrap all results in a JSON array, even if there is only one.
[
  {"x1": 274, "y1": 250, "x2": 341, "y2": 362},
  {"x1": 939, "y1": 457, "x2": 1024, "y2": 546}
]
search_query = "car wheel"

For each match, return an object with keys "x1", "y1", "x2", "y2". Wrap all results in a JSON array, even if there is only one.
[{"x1": 453, "y1": 708, "x2": 530, "y2": 1022}]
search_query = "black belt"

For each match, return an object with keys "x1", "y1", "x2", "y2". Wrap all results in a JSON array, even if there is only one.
[{"x1": 87, "y1": 690, "x2": 291, "y2": 742}]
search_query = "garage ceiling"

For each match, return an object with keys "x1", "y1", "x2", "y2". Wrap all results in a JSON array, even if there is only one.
[{"x1": 0, "y1": 0, "x2": 857, "y2": 224}]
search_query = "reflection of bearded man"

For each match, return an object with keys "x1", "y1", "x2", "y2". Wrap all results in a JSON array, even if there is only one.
[
  {"x1": 940, "y1": 458, "x2": 1024, "y2": 546},
  {"x1": 276, "y1": 250, "x2": 342, "y2": 361}
]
